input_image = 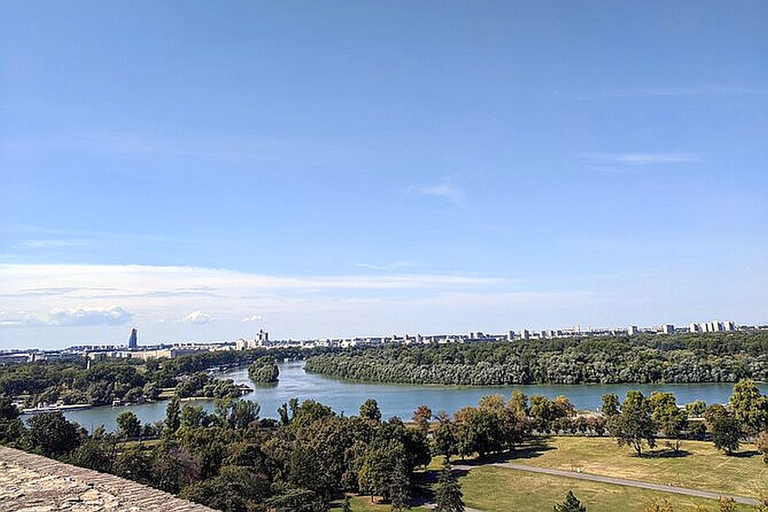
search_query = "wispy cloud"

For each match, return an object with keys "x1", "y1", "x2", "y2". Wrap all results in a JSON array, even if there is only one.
[
  {"x1": 579, "y1": 152, "x2": 698, "y2": 165},
  {"x1": 0, "y1": 306, "x2": 133, "y2": 328},
  {"x1": 241, "y1": 314, "x2": 263, "y2": 323},
  {"x1": 356, "y1": 261, "x2": 415, "y2": 272},
  {"x1": 416, "y1": 183, "x2": 466, "y2": 206},
  {"x1": 16, "y1": 239, "x2": 91, "y2": 249}
]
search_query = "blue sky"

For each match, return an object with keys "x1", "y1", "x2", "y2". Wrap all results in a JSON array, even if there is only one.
[{"x1": 1, "y1": 1, "x2": 766, "y2": 349}]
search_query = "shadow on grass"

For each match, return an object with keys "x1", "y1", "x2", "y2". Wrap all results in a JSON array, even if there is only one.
[
  {"x1": 729, "y1": 450, "x2": 760, "y2": 458},
  {"x1": 643, "y1": 448, "x2": 692, "y2": 458}
]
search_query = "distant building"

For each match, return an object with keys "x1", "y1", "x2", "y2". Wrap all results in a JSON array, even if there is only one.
[
  {"x1": 662, "y1": 324, "x2": 675, "y2": 335},
  {"x1": 520, "y1": 329, "x2": 530, "y2": 341},
  {"x1": 128, "y1": 328, "x2": 138, "y2": 350},
  {"x1": 689, "y1": 322, "x2": 700, "y2": 333},
  {"x1": 628, "y1": 325, "x2": 639, "y2": 336},
  {"x1": 507, "y1": 330, "x2": 515, "y2": 341}
]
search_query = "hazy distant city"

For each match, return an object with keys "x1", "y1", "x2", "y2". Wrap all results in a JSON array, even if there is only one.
[{"x1": 2, "y1": 318, "x2": 765, "y2": 365}]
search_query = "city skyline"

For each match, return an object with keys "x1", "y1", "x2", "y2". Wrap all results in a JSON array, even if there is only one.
[{"x1": 2, "y1": 2, "x2": 767, "y2": 350}]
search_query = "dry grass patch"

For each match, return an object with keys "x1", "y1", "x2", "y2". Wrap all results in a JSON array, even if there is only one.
[
  {"x1": 503, "y1": 436, "x2": 767, "y2": 498},
  {"x1": 458, "y1": 466, "x2": 754, "y2": 512}
]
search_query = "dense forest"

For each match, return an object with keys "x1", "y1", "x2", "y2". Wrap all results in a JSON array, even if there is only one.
[
  {"x1": 0, "y1": 380, "x2": 766, "y2": 511},
  {"x1": 0, "y1": 347, "x2": 317, "y2": 407},
  {"x1": 248, "y1": 356, "x2": 280, "y2": 383},
  {"x1": 305, "y1": 332, "x2": 768, "y2": 386}
]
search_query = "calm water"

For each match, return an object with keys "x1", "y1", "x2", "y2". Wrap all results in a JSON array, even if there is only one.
[{"x1": 64, "y1": 360, "x2": 755, "y2": 431}]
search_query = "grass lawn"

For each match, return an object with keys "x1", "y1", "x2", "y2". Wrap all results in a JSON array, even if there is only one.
[
  {"x1": 457, "y1": 466, "x2": 754, "y2": 512},
  {"x1": 498, "y1": 436, "x2": 767, "y2": 498}
]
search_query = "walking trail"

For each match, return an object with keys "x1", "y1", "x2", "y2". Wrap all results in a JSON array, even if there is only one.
[{"x1": 452, "y1": 462, "x2": 759, "y2": 507}]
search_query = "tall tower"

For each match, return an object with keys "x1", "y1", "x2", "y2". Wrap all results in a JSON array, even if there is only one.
[{"x1": 128, "y1": 328, "x2": 138, "y2": 350}]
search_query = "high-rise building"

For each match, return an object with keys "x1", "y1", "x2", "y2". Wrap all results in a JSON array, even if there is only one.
[
  {"x1": 128, "y1": 328, "x2": 138, "y2": 350},
  {"x1": 628, "y1": 325, "x2": 639, "y2": 336}
]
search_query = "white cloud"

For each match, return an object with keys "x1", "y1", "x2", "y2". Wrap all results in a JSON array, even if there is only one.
[
  {"x1": 241, "y1": 314, "x2": 262, "y2": 323},
  {"x1": 579, "y1": 152, "x2": 698, "y2": 165},
  {"x1": 182, "y1": 311, "x2": 213, "y2": 324},
  {"x1": 17, "y1": 239, "x2": 90, "y2": 249},
  {"x1": 0, "y1": 306, "x2": 133, "y2": 327},
  {"x1": 355, "y1": 261, "x2": 415, "y2": 272},
  {"x1": 417, "y1": 183, "x2": 465, "y2": 206}
]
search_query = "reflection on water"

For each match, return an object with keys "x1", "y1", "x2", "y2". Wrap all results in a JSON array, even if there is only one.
[{"x1": 65, "y1": 360, "x2": 750, "y2": 431}]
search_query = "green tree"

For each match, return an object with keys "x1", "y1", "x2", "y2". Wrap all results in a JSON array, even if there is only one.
[
  {"x1": 608, "y1": 391, "x2": 657, "y2": 456},
  {"x1": 433, "y1": 414, "x2": 458, "y2": 459},
  {"x1": 68, "y1": 427, "x2": 117, "y2": 473},
  {"x1": 649, "y1": 392, "x2": 688, "y2": 452},
  {"x1": 412, "y1": 404, "x2": 432, "y2": 432},
  {"x1": 704, "y1": 405, "x2": 741, "y2": 455},
  {"x1": 729, "y1": 379, "x2": 768, "y2": 434},
  {"x1": 265, "y1": 489, "x2": 328, "y2": 512},
  {"x1": 360, "y1": 399, "x2": 382, "y2": 422},
  {"x1": 434, "y1": 460, "x2": 464, "y2": 512},
  {"x1": 116, "y1": 410, "x2": 142, "y2": 439},
  {"x1": 25, "y1": 412, "x2": 82, "y2": 458},
  {"x1": 601, "y1": 393, "x2": 620, "y2": 417},
  {"x1": 0, "y1": 397, "x2": 25, "y2": 446},
  {"x1": 389, "y1": 460, "x2": 412, "y2": 511},
  {"x1": 509, "y1": 391, "x2": 529, "y2": 416},
  {"x1": 248, "y1": 356, "x2": 279, "y2": 383},
  {"x1": 164, "y1": 397, "x2": 181, "y2": 435},
  {"x1": 114, "y1": 446, "x2": 152, "y2": 484},
  {"x1": 554, "y1": 490, "x2": 586, "y2": 512}
]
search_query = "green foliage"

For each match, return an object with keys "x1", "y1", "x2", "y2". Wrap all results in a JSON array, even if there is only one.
[
  {"x1": 0, "y1": 397, "x2": 24, "y2": 446},
  {"x1": 608, "y1": 391, "x2": 657, "y2": 456},
  {"x1": 164, "y1": 397, "x2": 181, "y2": 435},
  {"x1": 434, "y1": 460, "x2": 465, "y2": 512},
  {"x1": 704, "y1": 405, "x2": 741, "y2": 455},
  {"x1": 649, "y1": 392, "x2": 688, "y2": 451},
  {"x1": 601, "y1": 393, "x2": 620, "y2": 417},
  {"x1": 116, "y1": 410, "x2": 142, "y2": 439},
  {"x1": 265, "y1": 489, "x2": 328, "y2": 512},
  {"x1": 248, "y1": 356, "x2": 280, "y2": 383},
  {"x1": 360, "y1": 398, "x2": 382, "y2": 422},
  {"x1": 305, "y1": 332, "x2": 768, "y2": 386},
  {"x1": 553, "y1": 490, "x2": 586, "y2": 512},
  {"x1": 729, "y1": 379, "x2": 768, "y2": 434},
  {"x1": 24, "y1": 412, "x2": 83, "y2": 458}
]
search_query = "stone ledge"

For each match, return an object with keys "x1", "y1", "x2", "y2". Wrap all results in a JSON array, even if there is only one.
[{"x1": 0, "y1": 445, "x2": 215, "y2": 512}]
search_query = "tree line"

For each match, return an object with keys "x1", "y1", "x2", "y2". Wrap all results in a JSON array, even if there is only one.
[
  {"x1": 0, "y1": 379, "x2": 765, "y2": 512},
  {"x1": 305, "y1": 332, "x2": 768, "y2": 385},
  {"x1": 0, "y1": 347, "x2": 322, "y2": 408}
]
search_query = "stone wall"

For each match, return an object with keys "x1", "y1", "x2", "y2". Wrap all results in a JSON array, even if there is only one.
[{"x1": 0, "y1": 445, "x2": 215, "y2": 512}]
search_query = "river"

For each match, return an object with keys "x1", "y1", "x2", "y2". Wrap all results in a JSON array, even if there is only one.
[{"x1": 64, "y1": 360, "x2": 753, "y2": 431}]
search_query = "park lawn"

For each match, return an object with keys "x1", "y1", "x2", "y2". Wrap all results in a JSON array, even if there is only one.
[
  {"x1": 502, "y1": 436, "x2": 767, "y2": 498},
  {"x1": 458, "y1": 466, "x2": 754, "y2": 512}
]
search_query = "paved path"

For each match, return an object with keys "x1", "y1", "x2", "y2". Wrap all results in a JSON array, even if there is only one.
[{"x1": 453, "y1": 462, "x2": 758, "y2": 507}]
